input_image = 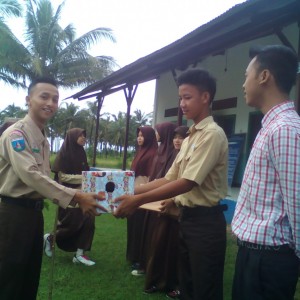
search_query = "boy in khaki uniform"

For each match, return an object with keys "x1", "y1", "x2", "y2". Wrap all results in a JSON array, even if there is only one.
[
  {"x1": 0, "y1": 77, "x2": 105, "y2": 300},
  {"x1": 114, "y1": 69, "x2": 228, "y2": 300}
]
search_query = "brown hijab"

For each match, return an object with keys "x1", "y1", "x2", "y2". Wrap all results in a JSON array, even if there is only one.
[
  {"x1": 174, "y1": 125, "x2": 190, "y2": 140},
  {"x1": 157, "y1": 125, "x2": 189, "y2": 178},
  {"x1": 52, "y1": 128, "x2": 89, "y2": 175},
  {"x1": 131, "y1": 126, "x2": 158, "y2": 177},
  {"x1": 149, "y1": 122, "x2": 176, "y2": 180}
]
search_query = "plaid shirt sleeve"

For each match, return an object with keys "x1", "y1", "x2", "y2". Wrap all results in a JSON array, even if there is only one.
[{"x1": 270, "y1": 125, "x2": 300, "y2": 257}]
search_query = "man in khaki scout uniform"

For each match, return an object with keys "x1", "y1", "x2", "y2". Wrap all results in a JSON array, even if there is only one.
[
  {"x1": 0, "y1": 77, "x2": 104, "y2": 300},
  {"x1": 114, "y1": 69, "x2": 228, "y2": 300}
]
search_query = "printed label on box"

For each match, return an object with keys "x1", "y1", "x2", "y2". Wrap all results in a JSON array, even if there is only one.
[{"x1": 82, "y1": 170, "x2": 135, "y2": 213}]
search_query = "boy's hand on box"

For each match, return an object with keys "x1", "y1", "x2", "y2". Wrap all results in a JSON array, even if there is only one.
[
  {"x1": 113, "y1": 194, "x2": 139, "y2": 218},
  {"x1": 74, "y1": 191, "x2": 107, "y2": 216},
  {"x1": 159, "y1": 199, "x2": 174, "y2": 214},
  {"x1": 159, "y1": 199, "x2": 179, "y2": 218}
]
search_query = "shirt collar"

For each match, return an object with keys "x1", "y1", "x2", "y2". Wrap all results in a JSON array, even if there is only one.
[
  {"x1": 24, "y1": 114, "x2": 47, "y2": 144},
  {"x1": 189, "y1": 116, "x2": 214, "y2": 134},
  {"x1": 262, "y1": 101, "x2": 295, "y2": 128}
]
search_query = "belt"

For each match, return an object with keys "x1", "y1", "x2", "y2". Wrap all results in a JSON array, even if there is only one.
[
  {"x1": 237, "y1": 239, "x2": 292, "y2": 252},
  {"x1": 1, "y1": 196, "x2": 44, "y2": 210},
  {"x1": 180, "y1": 203, "x2": 228, "y2": 218}
]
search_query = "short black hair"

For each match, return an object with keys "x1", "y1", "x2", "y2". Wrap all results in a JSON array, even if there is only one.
[
  {"x1": 27, "y1": 77, "x2": 57, "y2": 95},
  {"x1": 249, "y1": 45, "x2": 298, "y2": 94},
  {"x1": 176, "y1": 69, "x2": 216, "y2": 103}
]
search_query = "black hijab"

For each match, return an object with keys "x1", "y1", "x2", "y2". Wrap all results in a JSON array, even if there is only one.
[
  {"x1": 52, "y1": 128, "x2": 89, "y2": 175},
  {"x1": 157, "y1": 125, "x2": 189, "y2": 178},
  {"x1": 131, "y1": 126, "x2": 158, "y2": 177},
  {"x1": 149, "y1": 122, "x2": 176, "y2": 180}
]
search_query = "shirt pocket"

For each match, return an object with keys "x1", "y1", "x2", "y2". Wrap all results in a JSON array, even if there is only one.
[
  {"x1": 32, "y1": 152, "x2": 43, "y2": 166},
  {"x1": 176, "y1": 150, "x2": 185, "y2": 165},
  {"x1": 183, "y1": 147, "x2": 194, "y2": 163}
]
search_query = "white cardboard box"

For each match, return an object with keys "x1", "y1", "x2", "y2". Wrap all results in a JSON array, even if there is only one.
[{"x1": 82, "y1": 170, "x2": 135, "y2": 213}]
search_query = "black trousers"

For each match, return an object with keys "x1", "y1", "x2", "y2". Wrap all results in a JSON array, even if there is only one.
[
  {"x1": 178, "y1": 205, "x2": 227, "y2": 300},
  {"x1": 0, "y1": 201, "x2": 44, "y2": 300},
  {"x1": 232, "y1": 244, "x2": 300, "y2": 300}
]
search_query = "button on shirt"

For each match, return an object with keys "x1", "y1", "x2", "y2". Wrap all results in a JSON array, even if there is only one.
[
  {"x1": 0, "y1": 115, "x2": 75, "y2": 208},
  {"x1": 165, "y1": 116, "x2": 228, "y2": 207},
  {"x1": 232, "y1": 101, "x2": 300, "y2": 257}
]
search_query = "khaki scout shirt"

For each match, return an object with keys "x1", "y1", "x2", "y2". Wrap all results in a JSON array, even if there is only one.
[
  {"x1": 0, "y1": 115, "x2": 75, "y2": 209},
  {"x1": 165, "y1": 116, "x2": 228, "y2": 207},
  {"x1": 59, "y1": 172, "x2": 82, "y2": 186}
]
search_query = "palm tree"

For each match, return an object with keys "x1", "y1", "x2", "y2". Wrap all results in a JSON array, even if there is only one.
[
  {"x1": 48, "y1": 102, "x2": 80, "y2": 152},
  {"x1": 0, "y1": 0, "x2": 21, "y2": 16},
  {"x1": 0, "y1": 104, "x2": 26, "y2": 123},
  {"x1": 98, "y1": 113, "x2": 111, "y2": 157},
  {"x1": 0, "y1": 0, "x2": 117, "y2": 89},
  {"x1": 84, "y1": 101, "x2": 98, "y2": 147},
  {"x1": 0, "y1": 0, "x2": 24, "y2": 87},
  {"x1": 71, "y1": 105, "x2": 95, "y2": 147},
  {"x1": 133, "y1": 109, "x2": 153, "y2": 126},
  {"x1": 109, "y1": 111, "x2": 127, "y2": 156}
]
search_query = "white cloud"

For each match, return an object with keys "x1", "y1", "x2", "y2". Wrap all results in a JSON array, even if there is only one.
[{"x1": 0, "y1": 0, "x2": 245, "y2": 115}]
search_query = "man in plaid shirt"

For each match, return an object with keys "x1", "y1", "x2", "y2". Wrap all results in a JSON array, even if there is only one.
[{"x1": 232, "y1": 45, "x2": 300, "y2": 300}]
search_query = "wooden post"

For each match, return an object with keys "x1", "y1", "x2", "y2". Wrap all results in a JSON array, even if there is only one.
[
  {"x1": 92, "y1": 95, "x2": 104, "y2": 167},
  {"x1": 122, "y1": 84, "x2": 138, "y2": 170}
]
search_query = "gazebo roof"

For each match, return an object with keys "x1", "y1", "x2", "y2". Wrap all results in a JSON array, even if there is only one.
[{"x1": 71, "y1": 0, "x2": 300, "y2": 101}]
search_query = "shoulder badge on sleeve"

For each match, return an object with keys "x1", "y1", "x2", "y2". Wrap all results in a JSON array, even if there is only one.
[{"x1": 10, "y1": 130, "x2": 26, "y2": 152}]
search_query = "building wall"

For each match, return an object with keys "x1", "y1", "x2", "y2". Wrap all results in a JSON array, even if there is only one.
[{"x1": 153, "y1": 22, "x2": 299, "y2": 186}]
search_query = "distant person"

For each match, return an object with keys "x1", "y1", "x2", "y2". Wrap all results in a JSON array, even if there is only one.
[
  {"x1": 231, "y1": 45, "x2": 300, "y2": 300},
  {"x1": 127, "y1": 126, "x2": 158, "y2": 270},
  {"x1": 0, "y1": 77, "x2": 105, "y2": 300},
  {"x1": 131, "y1": 121, "x2": 176, "y2": 276},
  {"x1": 144, "y1": 125, "x2": 189, "y2": 299},
  {"x1": 115, "y1": 69, "x2": 228, "y2": 300},
  {"x1": 44, "y1": 128, "x2": 97, "y2": 266}
]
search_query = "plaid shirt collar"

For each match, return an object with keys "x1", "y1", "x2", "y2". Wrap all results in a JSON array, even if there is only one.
[{"x1": 262, "y1": 101, "x2": 295, "y2": 128}]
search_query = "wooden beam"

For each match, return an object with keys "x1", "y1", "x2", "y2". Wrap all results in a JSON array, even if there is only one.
[
  {"x1": 92, "y1": 96, "x2": 104, "y2": 167},
  {"x1": 122, "y1": 84, "x2": 138, "y2": 170}
]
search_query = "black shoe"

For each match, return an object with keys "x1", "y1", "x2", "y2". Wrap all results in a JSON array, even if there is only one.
[
  {"x1": 144, "y1": 286, "x2": 157, "y2": 294},
  {"x1": 131, "y1": 262, "x2": 140, "y2": 270},
  {"x1": 166, "y1": 289, "x2": 180, "y2": 299}
]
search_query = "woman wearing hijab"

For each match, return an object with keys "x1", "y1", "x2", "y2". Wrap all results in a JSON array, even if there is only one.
[
  {"x1": 132, "y1": 122, "x2": 176, "y2": 276},
  {"x1": 149, "y1": 122, "x2": 177, "y2": 181},
  {"x1": 127, "y1": 126, "x2": 158, "y2": 269},
  {"x1": 44, "y1": 128, "x2": 96, "y2": 266},
  {"x1": 144, "y1": 126, "x2": 189, "y2": 298}
]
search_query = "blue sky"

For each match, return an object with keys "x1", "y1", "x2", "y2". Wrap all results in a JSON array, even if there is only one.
[{"x1": 1, "y1": 0, "x2": 245, "y2": 115}]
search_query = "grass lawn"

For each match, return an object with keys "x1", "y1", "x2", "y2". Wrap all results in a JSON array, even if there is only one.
[{"x1": 38, "y1": 202, "x2": 300, "y2": 300}]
